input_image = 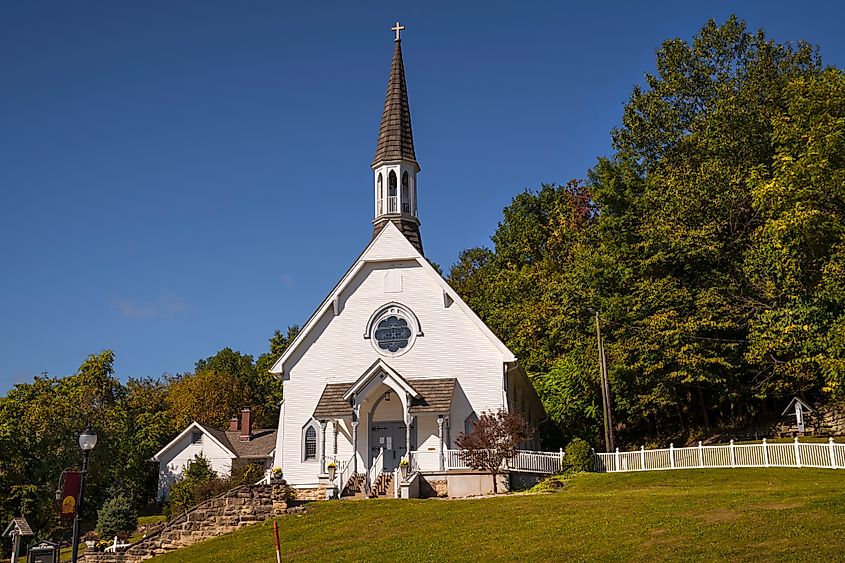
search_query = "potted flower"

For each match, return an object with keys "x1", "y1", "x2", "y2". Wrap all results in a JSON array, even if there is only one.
[
  {"x1": 399, "y1": 457, "x2": 410, "y2": 480},
  {"x1": 84, "y1": 531, "x2": 98, "y2": 550},
  {"x1": 271, "y1": 466, "x2": 283, "y2": 483},
  {"x1": 327, "y1": 461, "x2": 337, "y2": 481}
]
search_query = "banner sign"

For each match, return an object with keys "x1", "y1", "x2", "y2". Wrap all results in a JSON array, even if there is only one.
[{"x1": 59, "y1": 471, "x2": 82, "y2": 520}]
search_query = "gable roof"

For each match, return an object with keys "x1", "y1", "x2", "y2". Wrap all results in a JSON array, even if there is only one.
[
  {"x1": 782, "y1": 396, "x2": 814, "y2": 416},
  {"x1": 270, "y1": 221, "x2": 515, "y2": 375},
  {"x1": 3, "y1": 517, "x2": 33, "y2": 537},
  {"x1": 341, "y1": 359, "x2": 421, "y2": 402},
  {"x1": 221, "y1": 428, "x2": 277, "y2": 459},
  {"x1": 151, "y1": 422, "x2": 277, "y2": 462},
  {"x1": 151, "y1": 422, "x2": 237, "y2": 461},
  {"x1": 313, "y1": 377, "x2": 457, "y2": 419}
]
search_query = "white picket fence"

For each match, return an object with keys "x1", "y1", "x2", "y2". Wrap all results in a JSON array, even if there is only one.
[{"x1": 595, "y1": 437, "x2": 845, "y2": 473}]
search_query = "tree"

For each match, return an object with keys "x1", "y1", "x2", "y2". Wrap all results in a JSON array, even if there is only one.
[
  {"x1": 96, "y1": 495, "x2": 138, "y2": 539},
  {"x1": 587, "y1": 15, "x2": 829, "y2": 439},
  {"x1": 449, "y1": 16, "x2": 844, "y2": 449},
  {"x1": 455, "y1": 410, "x2": 534, "y2": 494},
  {"x1": 448, "y1": 182, "x2": 601, "y2": 446},
  {"x1": 166, "y1": 369, "x2": 248, "y2": 429}
]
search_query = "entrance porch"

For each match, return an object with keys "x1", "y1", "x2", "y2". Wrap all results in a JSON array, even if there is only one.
[{"x1": 310, "y1": 360, "x2": 465, "y2": 497}]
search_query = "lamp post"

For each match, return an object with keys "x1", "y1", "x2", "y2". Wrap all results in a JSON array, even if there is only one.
[{"x1": 71, "y1": 428, "x2": 97, "y2": 563}]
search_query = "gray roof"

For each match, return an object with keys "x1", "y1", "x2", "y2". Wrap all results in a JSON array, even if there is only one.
[
  {"x1": 198, "y1": 424, "x2": 276, "y2": 459},
  {"x1": 313, "y1": 378, "x2": 457, "y2": 419},
  {"x1": 372, "y1": 40, "x2": 417, "y2": 167},
  {"x1": 3, "y1": 517, "x2": 33, "y2": 537}
]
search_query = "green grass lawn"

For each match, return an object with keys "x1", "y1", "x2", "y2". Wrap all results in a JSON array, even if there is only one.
[{"x1": 150, "y1": 468, "x2": 844, "y2": 562}]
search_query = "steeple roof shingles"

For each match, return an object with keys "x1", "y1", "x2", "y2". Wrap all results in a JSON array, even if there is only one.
[{"x1": 372, "y1": 40, "x2": 417, "y2": 168}]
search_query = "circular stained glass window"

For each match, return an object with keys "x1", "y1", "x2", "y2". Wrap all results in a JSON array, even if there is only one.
[
  {"x1": 368, "y1": 304, "x2": 419, "y2": 356},
  {"x1": 374, "y1": 316, "x2": 412, "y2": 352}
]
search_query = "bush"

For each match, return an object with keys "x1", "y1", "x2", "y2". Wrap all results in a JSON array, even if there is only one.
[
  {"x1": 564, "y1": 438, "x2": 594, "y2": 473},
  {"x1": 231, "y1": 463, "x2": 264, "y2": 486},
  {"x1": 164, "y1": 454, "x2": 218, "y2": 518},
  {"x1": 97, "y1": 495, "x2": 138, "y2": 539}
]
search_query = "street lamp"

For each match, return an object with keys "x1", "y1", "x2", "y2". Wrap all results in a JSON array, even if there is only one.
[{"x1": 71, "y1": 427, "x2": 97, "y2": 563}]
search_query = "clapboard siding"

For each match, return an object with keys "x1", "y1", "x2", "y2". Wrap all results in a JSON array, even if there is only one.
[
  {"x1": 273, "y1": 224, "x2": 540, "y2": 487},
  {"x1": 157, "y1": 433, "x2": 232, "y2": 499}
]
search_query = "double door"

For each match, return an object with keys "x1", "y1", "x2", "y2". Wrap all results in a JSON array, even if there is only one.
[{"x1": 370, "y1": 421, "x2": 407, "y2": 471}]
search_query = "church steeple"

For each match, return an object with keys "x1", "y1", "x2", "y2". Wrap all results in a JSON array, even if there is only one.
[{"x1": 372, "y1": 22, "x2": 423, "y2": 255}]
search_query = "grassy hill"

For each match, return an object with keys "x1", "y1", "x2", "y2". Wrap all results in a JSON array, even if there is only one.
[{"x1": 151, "y1": 469, "x2": 845, "y2": 562}]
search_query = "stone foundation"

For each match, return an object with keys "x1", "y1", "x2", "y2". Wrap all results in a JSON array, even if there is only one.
[
  {"x1": 418, "y1": 478, "x2": 448, "y2": 498},
  {"x1": 291, "y1": 484, "x2": 328, "y2": 501},
  {"x1": 83, "y1": 482, "x2": 290, "y2": 563}
]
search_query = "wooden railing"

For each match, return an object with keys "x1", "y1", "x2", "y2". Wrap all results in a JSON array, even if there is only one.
[{"x1": 595, "y1": 437, "x2": 845, "y2": 473}]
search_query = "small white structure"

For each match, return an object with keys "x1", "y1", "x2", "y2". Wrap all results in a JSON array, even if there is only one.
[
  {"x1": 782, "y1": 397, "x2": 814, "y2": 433},
  {"x1": 151, "y1": 407, "x2": 276, "y2": 499},
  {"x1": 3, "y1": 517, "x2": 33, "y2": 563},
  {"x1": 268, "y1": 26, "x2": 545, "y2": 498}
]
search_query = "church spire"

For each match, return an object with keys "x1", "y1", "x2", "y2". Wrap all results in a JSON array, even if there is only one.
[{"x1": 371, "y1": 22, "x2": 423, "y2": 255}]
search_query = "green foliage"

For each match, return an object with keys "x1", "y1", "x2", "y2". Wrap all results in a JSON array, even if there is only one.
[
  {"x1": 450, "y1": 16, "x2": 845, "y2": 448},
  {"x1": 97, "y1": 495, "x2": 138, "y2": 539},
  {"x1": 563, "y1": 439, "x2": 594, "y2": 473},
  {"x1": 0, "y1": 325, "x2": 291, "y2": 540},
  {"x1": 231, "y1": 463, "x2": 264, "y2": 486},
  {"x1": 449, "y1": 181, "x2": 601, "y2": 446},
  {"x1": 165, "y1": 454, "x2": 218, "y2": 517}
]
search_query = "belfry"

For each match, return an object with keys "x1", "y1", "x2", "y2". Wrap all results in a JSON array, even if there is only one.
[
  {"x1": 371, "y1": 22, "x2": 423, "y2": 255},
  {"x1": 268, "y1": 23, "x2": 544, "y2": 499}
]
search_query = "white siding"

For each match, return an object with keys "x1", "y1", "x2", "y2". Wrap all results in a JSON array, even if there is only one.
[
  {"x1": 157, "y1": 432, "x2": 233, "y2": 499},
  {"x1": 274, "y1": 225, "x2": 522, "y2": 487}
]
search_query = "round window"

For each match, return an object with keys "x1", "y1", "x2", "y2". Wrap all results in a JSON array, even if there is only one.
[{"x1": 368, "y1": 305, "x2": 419, "y2": 356}]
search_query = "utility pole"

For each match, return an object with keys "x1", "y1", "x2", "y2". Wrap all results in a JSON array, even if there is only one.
[{"x1": 595, "y1": 312, "x2": 615, "y2": 452}]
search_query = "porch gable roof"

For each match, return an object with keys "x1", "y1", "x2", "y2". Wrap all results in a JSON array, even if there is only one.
[
  {"x1": 313, "y1": 377, "x2": 457, "y2": 420},
  {"x1": 341, "y1": 359, "x2": 420, "y2": 402}
]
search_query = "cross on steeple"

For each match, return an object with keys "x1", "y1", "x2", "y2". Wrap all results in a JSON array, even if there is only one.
[{"x1": 391, "y1": 21, "x2": 405, "y2": 42}]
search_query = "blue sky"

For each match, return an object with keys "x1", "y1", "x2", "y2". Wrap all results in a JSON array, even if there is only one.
[{"x1": 2, "y1": 1, "x2": 844, "y2": 393}]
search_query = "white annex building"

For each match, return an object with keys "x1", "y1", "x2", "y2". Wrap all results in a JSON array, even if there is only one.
[{"x1": 270, "y1": 24, "x2": 545, "y2": 498}]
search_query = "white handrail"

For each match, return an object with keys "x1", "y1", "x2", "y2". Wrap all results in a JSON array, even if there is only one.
[
  {"x1": 337, "y1": 453, "x2": 356, "y2": 495},
  {"x1": 105, "y1": 536, "x2": 130, "y2": 553},
  {"x1": 366, "y1": 447, "x2": 384, "y2": 496}
]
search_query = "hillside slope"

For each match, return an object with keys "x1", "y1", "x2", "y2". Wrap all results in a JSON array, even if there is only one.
[{"x1": 151, "y1": 469, "x2": 845, "y2": 562}]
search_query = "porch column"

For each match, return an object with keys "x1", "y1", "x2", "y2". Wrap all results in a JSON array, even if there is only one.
[
  {"x1": 333, "y1": 421, "x2": 339, "y2": 455},
  {"x1": 437, "y1": 415, "x2": 445, "y2": 471},
  {"x1": 405, "y1": 415, "x2": 414, "y2": 458},
  {"x1": 319, "y1": 420, "x2": 327, "y2": 474},
  {"x1": 351, "y1": 420, "x2": 359, "y2": 475}
]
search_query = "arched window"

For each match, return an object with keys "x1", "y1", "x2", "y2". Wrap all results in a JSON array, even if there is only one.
[
  {"x1": 388, "y1": 171, "x2": 397, "y2": 213},
  {"x1": 401, "y1": 172, "x2": 410, "y2": 213},
  {"x1": 304, "y1": 425, "x2": 317, "y2": 461},
  {"x1": 377, "y1": 173, "x2": 384, "y2": 215}
]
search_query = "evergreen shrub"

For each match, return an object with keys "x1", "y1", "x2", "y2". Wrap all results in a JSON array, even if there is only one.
[
  {"x1": 96, "y1": 495, "x2": 138, "y2": 539},
  {"x1": 564, "y1": 438, "x2": 594, "y2": 472}
]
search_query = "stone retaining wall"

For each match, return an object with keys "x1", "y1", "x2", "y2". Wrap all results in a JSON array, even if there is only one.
[{"x1": 83, "y1": 482, "x2": 290, "y2": 563}]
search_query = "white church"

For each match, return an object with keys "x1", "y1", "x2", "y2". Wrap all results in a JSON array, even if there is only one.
[{"x1": 270, "y1": 24, "x2": 545, "y2": 498}]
